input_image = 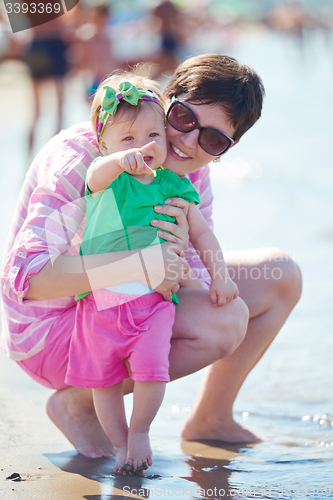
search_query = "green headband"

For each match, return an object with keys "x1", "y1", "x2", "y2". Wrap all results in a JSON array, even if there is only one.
[{"x1": 96, "y1": 81, "x2": 164, "y2": 145}]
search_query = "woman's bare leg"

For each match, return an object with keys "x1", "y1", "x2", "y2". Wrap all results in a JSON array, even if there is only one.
[
  {"x1": 46, "y1": 293, "x2": 248, "y2": 457},
  {"x1": 181, "y1": 248, "x2": 303, "y2": 443},
  {"x1": 46, "y1": 247, "x2": 299, "y2": 454},
  {"x1": 46, "y1": 386, "x2": 115, "y2": 457}
]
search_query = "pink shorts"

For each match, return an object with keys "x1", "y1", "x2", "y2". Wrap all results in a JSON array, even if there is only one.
[
  {"x1": 16, "y1": 305, "x2": 76, "y2": 390},
  {"x1": 65, "y1": 291, "x2": 175, "y2": 388},
  {"x1": 16, "y1": 278, "x2": 208, "y2": 390}
]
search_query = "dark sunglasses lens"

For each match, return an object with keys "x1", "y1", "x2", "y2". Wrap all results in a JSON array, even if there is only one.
[
  {"x1": 168, "y1": 103, "x2": 197, "y2": 132},
  {"x1": 200, "y1": 128, "x2": 231, "y2": 156}
]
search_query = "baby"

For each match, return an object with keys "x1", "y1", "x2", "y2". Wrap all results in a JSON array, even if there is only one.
[{"x1": 65, "y1": 72, "x2": 238, "y2": 475}]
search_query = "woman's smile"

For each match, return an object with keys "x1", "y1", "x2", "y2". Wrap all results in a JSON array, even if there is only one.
[{"x1": 169, "y1": 143, "x2": 192, "y2": 160}]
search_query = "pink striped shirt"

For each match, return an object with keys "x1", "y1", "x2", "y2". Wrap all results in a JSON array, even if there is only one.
[{"x1": 1, "y1": 122, "x2": 213, "y2": 361}]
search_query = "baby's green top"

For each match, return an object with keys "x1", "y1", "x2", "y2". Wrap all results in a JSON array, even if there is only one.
[{"x1": 76, "y1": 161, "x2": 201, "y2": 300}]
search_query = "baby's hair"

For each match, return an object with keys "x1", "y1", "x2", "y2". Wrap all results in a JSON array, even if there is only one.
[{"x1": 91, "y1": 69, "x2": 164, "y2": 138}]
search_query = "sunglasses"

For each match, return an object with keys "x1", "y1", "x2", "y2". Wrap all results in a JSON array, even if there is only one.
[{"x1": 167, "y1": 100, "x2": 235, "y2": 157}]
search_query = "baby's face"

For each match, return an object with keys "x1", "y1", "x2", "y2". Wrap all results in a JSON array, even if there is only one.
[{"x1": 101, "y1": 104, "x2": 167, "y2": 170}]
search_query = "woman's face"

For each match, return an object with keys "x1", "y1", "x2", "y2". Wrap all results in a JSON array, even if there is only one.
[{"x1": 163, "y1": 100, "x2": 237, "y2": 176}]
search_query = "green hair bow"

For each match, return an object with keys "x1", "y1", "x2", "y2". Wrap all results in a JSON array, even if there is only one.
[
  {"x1": 96, "y1": 81, "x2": 164, "y2": 146},
  {"x1": 101, "y1": 81, "x2": 140, "y2": 115}
]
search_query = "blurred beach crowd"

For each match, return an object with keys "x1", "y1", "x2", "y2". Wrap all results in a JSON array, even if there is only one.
[{"x1": 0, "y1": 0, "x2": 333, "y2": 154}]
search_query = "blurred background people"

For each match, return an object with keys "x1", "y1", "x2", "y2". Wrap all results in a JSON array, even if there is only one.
[
  {"x1": 71, "y1": 3, "x2": 118, "y2": 103},
  {"x1": 150, "y1": 0, "x2": 185, "y2": 76},
  {"x1": 25, "y1": 18, "x2": 70, "y2": 153},
  {"x1": 263, "y1": 1, "x2": 325, "y2": 47}
]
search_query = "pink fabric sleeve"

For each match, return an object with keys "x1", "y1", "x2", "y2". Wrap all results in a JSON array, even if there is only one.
[
  {"x1": 195, "y1": 164, "x2": 214, "y2": 231},
  {"x1": 185, "y1": 165, "x2": 214, "y2": 287},
  {"x1": 1, "y1": 125, "x2": 97, "y2": 305}
]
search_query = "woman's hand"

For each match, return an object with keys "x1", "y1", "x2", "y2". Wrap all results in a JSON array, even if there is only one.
[
  {"x1": 142, "y1": 241, "x2": 189, "y2": 302},
  {"x1": 151, "y1": 197, "x2": 190, "y2": 251}
]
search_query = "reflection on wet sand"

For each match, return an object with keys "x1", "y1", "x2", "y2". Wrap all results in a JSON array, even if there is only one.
[
  {"x1": 43, "y1": 441, "x2": 263, "y2": 499},
  {"x1": 181, "y1": 440, "x2": 237, "y2": 500},
  {"x1": 45, "y1": 450, "x2": 175, "y2": 499},
  {"x1": 40, "y1": 444, "x2": 235, "y2": 499},
  {"x1": 181, "y1": 440, "x2": 265, "y2": 500}
]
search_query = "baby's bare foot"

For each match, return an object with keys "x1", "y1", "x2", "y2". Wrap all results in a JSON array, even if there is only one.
[
  {"x1": 113, "y1": 446, "x2": 128, "y2": 473},
  {"x1": 125, "y1": 430, "x2": 153, "y2": 476}
]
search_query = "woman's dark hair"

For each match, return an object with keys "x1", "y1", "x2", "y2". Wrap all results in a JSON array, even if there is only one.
[{"x1": 164, "y1": 53, "x2": 265, "y2": 141}]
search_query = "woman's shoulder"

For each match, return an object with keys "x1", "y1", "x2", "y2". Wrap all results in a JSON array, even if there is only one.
[
  {"x1": 52, "y1": 121, "x2": 98, "y2": 164},
  {"x1": 186, "y1": 165, "x2": 211, "y2": 190},
  {"x1": 36, "y1": 121, "x2": 98, "y2": 165},
  {"x1": 32, "y1": 121, "x2": 100, "y2": 197}
]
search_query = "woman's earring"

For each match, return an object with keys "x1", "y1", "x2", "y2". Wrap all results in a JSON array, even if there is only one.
[{"x1": 213, "y1": 156, "x2": 221, "y2": 163}]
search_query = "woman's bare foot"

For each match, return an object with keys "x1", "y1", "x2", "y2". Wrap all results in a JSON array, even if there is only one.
[
  {"x1": 181, "y1": 413, "x2": 262, "y2": 444},
  {"x1": 124, "y1": 430, "x2": 153, "y2": 475},
  {"x1": 46, "y1": 387, "x2": 115, "y2": 458}
]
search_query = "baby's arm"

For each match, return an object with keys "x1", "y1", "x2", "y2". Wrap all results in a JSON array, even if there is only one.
[
  {"x1": 187, "y1": 203, "x2": 239, "y2": 306},
  {"x1": 87, "y1": 142, "x2": 155, "y2": 193}
]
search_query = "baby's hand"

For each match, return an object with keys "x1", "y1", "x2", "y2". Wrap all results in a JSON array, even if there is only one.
[
  {"x1": 116, "y1": 141, "x2": 155, "y2": 175},
  {"x1": 209, "y1": 277, "x2": 239, "y2": 307}
]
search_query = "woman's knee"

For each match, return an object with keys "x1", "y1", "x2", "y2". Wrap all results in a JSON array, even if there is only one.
[
  {"x1": 268, "y1": 248, "x2": 303, "y2": 305},
  {"x1": 215, "y1": 297, "x2": 249, "y2": 358}
]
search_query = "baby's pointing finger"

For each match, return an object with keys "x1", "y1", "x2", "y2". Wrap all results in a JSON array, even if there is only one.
[
  {"x1": 134, "y1": 153, "x2": 143, "y2": 174},
  {"x1": 130, "y1": 155, "x2": 139, "y2": 172},
  {"x1": 136, "y1": 153, "x2": 153, "y2": 174},
  {"x1": 121, "y1": 157, "x2": 131, "y2": 172},
  {"x1": 143, "y1": 163, "x2": 153, "y2": 174},
  {"x1": 139, "y1": 141, "x2": 156, "y2": 155}
]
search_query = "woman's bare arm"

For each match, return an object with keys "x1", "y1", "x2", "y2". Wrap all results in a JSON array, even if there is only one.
[
  {"x1": 26, "y1": 250, "x2": 141, "y2": 300},
  {"x1": 25, "y1": 242, "x2": 187, "y2": 301}
]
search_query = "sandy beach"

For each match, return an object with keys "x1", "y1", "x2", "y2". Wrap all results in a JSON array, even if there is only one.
[
  {"x1": 1, "y1": 348, "x2": 256, "y2": 499},
  {"x1": 1, "y1": 20, "x2": 333, "y2": 500}
]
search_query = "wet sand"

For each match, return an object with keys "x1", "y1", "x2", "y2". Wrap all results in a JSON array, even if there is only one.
[{"x1": 0, "y1": 349, "x2": 254, "y2": 499}]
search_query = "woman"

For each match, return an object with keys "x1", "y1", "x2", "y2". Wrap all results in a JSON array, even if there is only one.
[{"x1": 1, "y1": 54, "x2": 302, "y2": 458}]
